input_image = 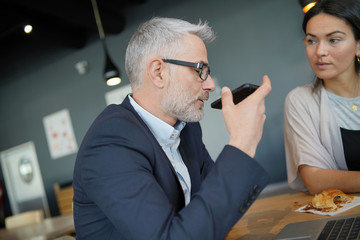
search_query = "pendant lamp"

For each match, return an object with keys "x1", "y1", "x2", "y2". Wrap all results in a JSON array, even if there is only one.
[
  {"x1": 298, "y1": 0, "x2": 317, "y2": 13},
  {"x1": 91, "y1": 0, "x2": 121, "y2": 86}
]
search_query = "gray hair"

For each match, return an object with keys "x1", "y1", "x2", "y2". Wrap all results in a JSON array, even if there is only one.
[{"x1": 125, "y1": 17, "x2": 215, "y2": 91}]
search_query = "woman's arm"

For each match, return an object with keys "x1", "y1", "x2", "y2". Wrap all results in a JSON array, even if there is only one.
[{"x1": 299, "y1": 164, "x2": 360, "y2": 194}]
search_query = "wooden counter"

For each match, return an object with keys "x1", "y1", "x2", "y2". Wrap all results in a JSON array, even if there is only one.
[
  {"x1": 0, "y1": 213, "x2": 74, "y2": 240},
  {"x1": 226, "y1": 191, "x2": 360, "y2": 240}
]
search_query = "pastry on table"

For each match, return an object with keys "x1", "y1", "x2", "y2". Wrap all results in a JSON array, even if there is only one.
[{"x1": 312, "y1": 188, "x2": 353, "y2": 210}]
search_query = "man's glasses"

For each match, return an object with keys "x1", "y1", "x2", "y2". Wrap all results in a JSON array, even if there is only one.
[{"x1": 162, "y1": 59, "x2": 211, "y2": 81}]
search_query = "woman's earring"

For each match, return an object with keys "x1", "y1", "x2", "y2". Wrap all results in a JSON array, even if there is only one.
[{"x1": 358, "y1": 56, "x2": 360, "y2": 64}]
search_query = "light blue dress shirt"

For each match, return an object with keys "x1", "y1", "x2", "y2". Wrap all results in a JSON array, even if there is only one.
[{"x1": 128, "y1": 95, "x2": 191, "y2": 205}]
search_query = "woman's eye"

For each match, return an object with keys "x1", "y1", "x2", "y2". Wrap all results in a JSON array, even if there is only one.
[
  {"x1": 305, "y1": 39, "x2": 316, "y2": 45},
  {"x1": 329, "y1": 38, "x2": 340, "y2": 44}
]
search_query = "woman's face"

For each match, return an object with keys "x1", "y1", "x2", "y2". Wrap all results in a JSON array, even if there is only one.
[{"x1": 305, "y1": 13, "x2": 360, "y2": 82}]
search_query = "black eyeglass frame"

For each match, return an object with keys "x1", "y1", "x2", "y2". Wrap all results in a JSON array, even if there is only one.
[{"x1": 162, "y1": 59, "x2": 211, "y2": 81}]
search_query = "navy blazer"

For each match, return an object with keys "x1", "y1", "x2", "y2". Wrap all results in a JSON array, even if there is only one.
[{"x1": 73, "y1": 96, "x2": 269, "y2": 240}]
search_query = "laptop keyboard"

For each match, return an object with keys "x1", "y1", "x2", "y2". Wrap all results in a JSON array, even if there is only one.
[{"x1": 317, "y1": 216, "x2": 360, "y2": 240}]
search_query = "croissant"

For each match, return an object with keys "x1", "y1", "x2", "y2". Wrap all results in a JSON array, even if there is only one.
[{"x1": 312, "y1": 189, "x2": 353, "y2": 210}]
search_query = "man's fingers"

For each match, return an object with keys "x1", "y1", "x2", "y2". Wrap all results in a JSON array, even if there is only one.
[
  {"x1": 221, "y1": 75, "x2": 271, "y2": 108},
  {"x1": 221, "y1": 86, "x2": 233, "y2": 107},
  {"x1": 254, "y1": 75, "x2": 272, "y2": 99}
]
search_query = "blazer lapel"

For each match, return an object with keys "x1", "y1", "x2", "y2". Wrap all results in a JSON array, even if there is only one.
[{"x1": 121, "y1": 95, "x2": 186, "y2": 207}]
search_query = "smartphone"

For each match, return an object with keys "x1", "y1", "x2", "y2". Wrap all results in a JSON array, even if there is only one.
[{"x1": 211, "y1": 83, "x2": 259, "y2": 109}]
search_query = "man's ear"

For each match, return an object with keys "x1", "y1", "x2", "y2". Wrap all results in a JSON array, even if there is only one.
[{"x1": 148, "y1": 58, "x2": 167, "y2": 88}]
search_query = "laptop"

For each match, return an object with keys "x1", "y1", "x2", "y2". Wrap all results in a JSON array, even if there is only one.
[{"x1": 274, "y1": 213, "x2": 360, "y2": 240}]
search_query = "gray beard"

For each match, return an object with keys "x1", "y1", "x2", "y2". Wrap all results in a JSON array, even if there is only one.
[{"x1": 161, "y1": 81, "x2": 204, "y2": 122}]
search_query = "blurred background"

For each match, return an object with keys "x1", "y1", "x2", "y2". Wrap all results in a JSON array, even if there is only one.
[{"x1": 0, "y1": 0, "x2": 314, "y2": 224}]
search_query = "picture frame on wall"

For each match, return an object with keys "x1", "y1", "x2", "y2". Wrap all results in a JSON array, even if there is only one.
[
  {"x1": 105, "y1": 84, "x2": 132, "y2": 105},
  {"x1": 43, "y1": 108, "x2": 78, "y2": 160}
]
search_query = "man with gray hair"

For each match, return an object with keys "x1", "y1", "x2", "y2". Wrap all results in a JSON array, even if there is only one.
[{"x1": 73, "y1": 17, "x2": 272, "y2": 239}]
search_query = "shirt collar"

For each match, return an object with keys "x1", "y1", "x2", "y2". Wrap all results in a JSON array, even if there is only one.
[{"x1": 128, "y1": 95, "x2": 186, "y2": 146}]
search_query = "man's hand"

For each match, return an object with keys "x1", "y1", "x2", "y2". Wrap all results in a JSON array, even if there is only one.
[{"x1": 221, "y1": 75, "x2": 272, "y2": 158}]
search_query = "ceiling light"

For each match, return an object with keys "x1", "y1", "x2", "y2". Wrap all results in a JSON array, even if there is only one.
[
  {"x1": 91, "y1": 0, "x2": 122, "y2": 86},
  {"x1": 24, "y1": 25, "x2": 33, "y2": 34},
  {"x1": 303, "y1": 2, "x2": 316, "y2": 13},
  {"x1": 298, "y1": 0, "x2": 317, "y2": 13}
]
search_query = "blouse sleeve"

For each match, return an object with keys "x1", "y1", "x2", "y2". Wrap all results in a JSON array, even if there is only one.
[{"x1": 283, "y1": 86, "x2": 339, "y2": 190}]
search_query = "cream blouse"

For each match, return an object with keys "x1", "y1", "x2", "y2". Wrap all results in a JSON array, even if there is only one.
[{"x1": 283, "y1": 83, "x2": 347, "y2": 191}]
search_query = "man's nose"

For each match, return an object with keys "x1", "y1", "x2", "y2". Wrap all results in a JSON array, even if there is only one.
[{"x1": 203, "y1": 75, "x2": 216, "y2": 92}]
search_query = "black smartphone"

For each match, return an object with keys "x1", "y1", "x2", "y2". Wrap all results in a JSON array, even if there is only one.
[{"x1": 211, "y1": 83, "x2": 259, "y2": 109}]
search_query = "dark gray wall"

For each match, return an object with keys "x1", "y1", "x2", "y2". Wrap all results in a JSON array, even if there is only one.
[{"x1": 0, "y1": 0, "x2": 314, "y2": 216}]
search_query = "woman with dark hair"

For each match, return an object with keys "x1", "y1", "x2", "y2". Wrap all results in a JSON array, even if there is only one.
[{"x1": 284, "y1": 0, "x2": 360, "y2": 194}]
